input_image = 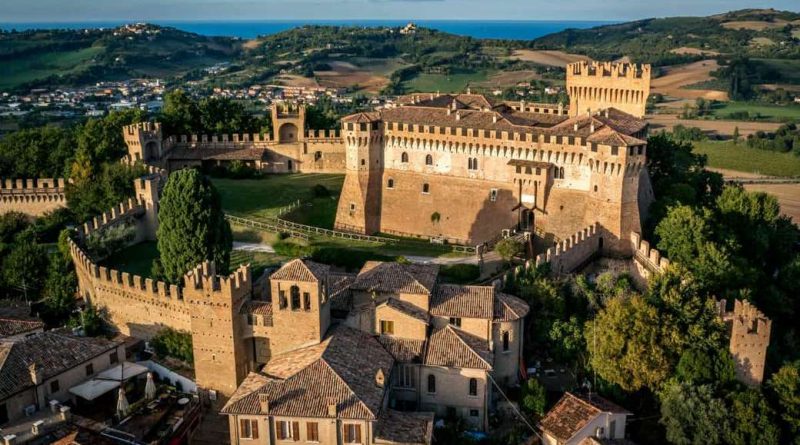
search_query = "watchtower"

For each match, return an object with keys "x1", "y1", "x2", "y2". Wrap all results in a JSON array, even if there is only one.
[
  {"x1": 722, "y1": 299, "x2": 772, "y2": 387},
  {"x1": 271, "y1": 103, "x2": 306, "y2": 144},
  {"x1": 133, "y1": 175, "x2": 160, "y2": 241},
  {"x1": 184, "y1": 262, "x2": 252, "y2": 396},
  {"x1": 334, "y1": 113, "x2": 384, "y2": 234},
  {"x1": 123, "y1": 122, "x2": 163, "y2": 164},
  {"x1": 566, "y1": 62, "x2": 651, "y2": 118}
]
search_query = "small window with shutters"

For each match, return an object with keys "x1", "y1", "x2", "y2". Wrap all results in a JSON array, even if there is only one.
[
  {"x1": 427, "y1": 374, "x2": 436, "y2": 393},
  {"x1": 307, "y1": 422, "x2": 319, "y2": 442},
  {"x1": 469, "y1": 378, "x2": 478, "y2": 396},
  {"x1": 303, "y1": 292, "x2": 311, "y2": 311},
  {"x1": 344, "y1": 424, "x2": 362, "y2": 443},
  {"x1": 239, "y1": 418, "x2": 259, "y2": 439}
]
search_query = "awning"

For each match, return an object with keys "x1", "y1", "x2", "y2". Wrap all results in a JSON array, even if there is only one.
[
  {"x1": 70, "y1": 379, "x2": 121, "y2": 401},
  {"x1": 69, "y1": 362, "x2": 150, "y2": 401}
]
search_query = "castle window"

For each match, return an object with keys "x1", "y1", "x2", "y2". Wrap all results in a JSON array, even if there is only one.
[
  {"x1": 359, "y1": 123, "x2": 367, "y2": 131},
  {"x1": 611, "y1": 146, "x2": 619, "y2": 156},
  {"x1": 347, "y1": 123, "x2": 354, "y2": 131},
  {"x1": 502, "y1": 331, "x2": 510, "y2": 352},
  {"x1": 427, "y1": 375, "x2": 436, "y2": 393},
  {"x1": 279, "y1": 290, "x2": 287, "y2": 309},
  {"x1": 525, "y1": 166, "x2": 532, "y2": 175},
  {"x1": 85, "y1": 364, "x2": 93, "y2": 377},
  {"x1": 484, "y1": 130, "x2": 490, "y2": 138},
  {"x1": 515, "y1": 165, "x2": 521, "y2": 174},
  {"x1": 350, "y1": 203, "x2": 356, "y2": 213},
  {"x1": 401, "y1": 152, "x2": 409, "y2": 163},
  {"x1": 290, "y1": 285, "x2": 301, "y2": 311},
  {"x1": 361, "y1": 158, "x2": 365, "y2": 166},
  {"x1": 387, "y1": 178, "x2": 395, "y2": 189},
  {"x1": 425, "y1": 154, "x2": 433, "y2": 165},
  {"x1": 303, "y1": 292, "x2": 311, "y2": 311},
  {"x1": 439, "y1": 127, "x2": 445, "y2": 135},
  {"x1": 372, "y1": 122, "x2": 379, "y2": 130},
  {"x1": 240, "y1": 419, "x2": 260, "y2": 439},
  {"x1": 380, "y1": 320, "x2": 394, "y2": 335},
  {"x1": 449, "y1": 317, "x2": 462, "y2": 327},
  {"x1": 536, "y1": 167, "x2": 541, "y2": 175},
  {"x1": 469, "y1": 378, "x2": 478, "y2": 396},
  {"x1": 594, "y1": 185, "x2": 598, "y2": 192},
  {"x1": 638, "y1": 146, "x2": 644, "y2": 155},
  {"x1": 450, "y1": 127, "x2": 456, "y2": 135},
  {"x1": 490, "y1": 189, "x2": 498, "y2": 202},
  {"x1": 591, "y1": 143, "x2": 598, "y2": 152},
  {"x1": 307, "y1": 422, "x2": 319, "y2": 442},
  {"x1": 277, "y1": 421, "x2": 296, "y2": 440},
  {"x1": 422, "y1": 183, "x2": 430, "y2": 194}
]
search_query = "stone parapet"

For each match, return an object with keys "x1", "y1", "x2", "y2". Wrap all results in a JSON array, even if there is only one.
[
  {"x1": 0, "y1": 178, "x2": 67, "y2": 217},
  {"x1": 534, "y1": 223, "x2": 602, "y2": 274}
]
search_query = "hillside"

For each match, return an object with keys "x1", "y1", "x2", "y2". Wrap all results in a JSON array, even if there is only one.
[
  {"x1": 0, "y1": 23, "x2": 241, "y2": 91},
  {"x1": 532, "y1": 9, "x2": 800, "y2": 65}
]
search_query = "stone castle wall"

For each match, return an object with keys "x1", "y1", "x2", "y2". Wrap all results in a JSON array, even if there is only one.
[
  {"x1": 720, "y1": 299, "x2": 772, "y2": 387},
  {"x1": 533, "y1": 223, "x2": 604, "y2": 274},
  {"x1": 567, "y1": 61, "x2": 651, "y2": 118},
  {"x1": 0, "y1": 178, "x2": 67, "y2": 217}
]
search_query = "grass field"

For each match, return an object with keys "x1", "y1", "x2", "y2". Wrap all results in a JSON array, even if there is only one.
[
  {"x1": 403, "y1": 69, "x2": 490, "y2": 93},
  {"x1": 693, "y1": 141, "x2": 800, "y2": 177},
  {"x1": 0, "y1": 46, "x2": 104, "y2": 90},
  {"x1": 712, "y1": 101, "x2": 800, "y2": 122},
  {"x1": 755, "y1": 58, "x2": 800, "y2": 85},
  {"x1": 212, "y1": 174, "x2": 345, "y2": 222}
]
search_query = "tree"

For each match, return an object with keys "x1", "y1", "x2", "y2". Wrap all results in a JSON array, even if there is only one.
[
  {"x1": 40, "y1": 254, "x2": 78, "y2": 326},
  {"x1": 767, "y1": 361, "x2": 800, "y2": 442},
  {"x1": 1, "y1": 230, "x2": 49, "y2": 299},
  {"x1": 675, "y1": 347, "x2": 735, "y2": 385},
  {"x1": 585, "y1": 295, "x2": 671, "y2": 391},
  {"x1": 161, "y1": 89, "x2": 200, "y2": 135},
  {"x1": 495, "y1": 238, "x2": 523, "y2": 263},
  {"x1": 521, "y1": 378, "x2": 547, "y2": 418},
  {"x1": 548, "y1": 316, "x2": 586, "y2": 366},
  {"x1": 77, "y1": 109, "x2": 145, "y2": 164},
  {"x1": 723, "y1": 389, "x2": 780, "y2": 445},
  {"x1": 156, "y1": 169, "x2": 232, "y2": 283},
  {"x1": 733, "y1": 126, "x2": 741, "y2": 144},
  {"x1": 660, "y1": 382, "x2": 728, "y2": 445}
]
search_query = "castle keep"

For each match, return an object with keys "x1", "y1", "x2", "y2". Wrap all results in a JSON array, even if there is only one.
[{"x1": 334, "y1": 62, "x2": 654, "y2": 253}]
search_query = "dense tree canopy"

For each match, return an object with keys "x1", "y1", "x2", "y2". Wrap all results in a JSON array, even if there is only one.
[
  {"x1": 156, "y1": 169, "x2": 232, "y2": 283},
  {"x1": 160, "y1": 89, "x2": 268, "y2": 136}
]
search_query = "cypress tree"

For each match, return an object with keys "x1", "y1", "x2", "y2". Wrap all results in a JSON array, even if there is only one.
[{"x1": 156, "y1": 169, "x2": 232, "y2": 283}]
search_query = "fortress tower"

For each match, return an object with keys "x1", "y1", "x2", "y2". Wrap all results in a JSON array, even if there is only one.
[
  {"x1": 271, "y1": 103, "x2": 306, "y2": 144},
  {"x1": 334, "y1": 113, "x2": 384, "y2": 234},
  {"x1": 566, "y1": 62, "x2": 651, "y2": 118},
  {"x1": 721, "y1": 299, "x2": 772, "y2": 387},
  {"x1": 123, "y1": 122, "x2": 163, "y2": 164},
  {"x1": 133, "y1": 175, "x2": 160, "y2": 241},
  {"x1": 184, "y1": 262, "x2": 252, "y2": 396}
]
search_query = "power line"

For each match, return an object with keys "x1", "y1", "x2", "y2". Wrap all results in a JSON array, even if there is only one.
[{"x1": 486, "y1": 372, "x2": 543, "y2": 441}]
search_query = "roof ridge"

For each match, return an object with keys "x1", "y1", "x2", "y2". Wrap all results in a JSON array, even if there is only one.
[
  {"x1": 447, "y1": 325, "x2": 492, "y2": 368},
  {"x1": 567, "y1": 392, "x2": 604, "y2": 415},
  {"x1": 319, "y1": 356, "x2": 377, "y2": 419}
]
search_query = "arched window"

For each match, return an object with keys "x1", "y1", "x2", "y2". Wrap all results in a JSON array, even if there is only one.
[
  {"x1": 502, "y1": 331, "x2": 510, "y2": 351},
  {"x1": 387, "y1": 178, "x2": 394, "y2": 189},
  {"x1": 422, "y1": 183, "x2": 430, "y2": 194},
  {"x1": 425, "y1": 154, "x2": 433, "y2": 165},
  {"x1": 401, "y1": 152, "x2": 409, "y2": 163},
  {"x1": 427, "y1": 375, "x2": 436, "y2": 393},
  {"x1": 290, "y1": 285, "x2": 301, "y2": 311},
  {"x1": 560, "y1": 167, "x2": 565, "y2": 178},
  {"x1": 469, "y1": 378, "x2": 478, "y2": 396}
]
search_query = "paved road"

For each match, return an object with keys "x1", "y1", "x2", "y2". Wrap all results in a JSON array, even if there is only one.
[{"x1": 232, "y1": 242, "x2": 275, "y2": 253}]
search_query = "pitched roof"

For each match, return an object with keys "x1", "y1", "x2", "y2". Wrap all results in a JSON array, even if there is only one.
[
  {"x1": 0, "y1": 317, "x2": 44, "y2": 338},
  {"x1": 379, "y1": 298, "x2": 430, "y2": 324},
  {"x1": 0, "y1": 332, "x2": 120, "y2": 399},
  {"x1": 378, "y1": 336, "x2": 426, "y2": 363},
  {"x1": 493, "y1": 293, "x2": 530, "y2": 321},
  {"x1": 351, "y1": 262, "x2": 439, "y2": 295},
  {"x1": 341, "y1": 111, "x2": 382, "y2": 123},
  {"x1": 424, "y1": 326, "x2": 492, "y2": 370},
  {"x1": 329, "y1": 272, "x2": 356, "y2": 312},
  {"x1": 241, "y1": 300, "x2": 273, "y2": 326},
  {"x1": 540, "y1": 392, "x2": 631, "y2": 442},
  {"x1": 270, "y1": 258, "x2": 330, "y2": 283},
  {"x1": 431, "y1": 285, "x2": 494, "y2": 319},
  {"x1": 375, "y1": 410, "x2": 434, "y2": 445},
  {"x1": 222, "y1": 325, "x2": 393, "y2": 420}
]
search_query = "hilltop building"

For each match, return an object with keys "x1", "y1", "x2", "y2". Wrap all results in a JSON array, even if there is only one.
[{"x1": 539, "y1": 392, "x2": 632, "y2": 445}]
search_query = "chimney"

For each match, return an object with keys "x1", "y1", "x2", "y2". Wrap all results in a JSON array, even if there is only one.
[
  {"x1": 258, "y1": 393, "x2": 270, "y2": 414},
  {"x1": 467, "y1": 87, "x2": 471, "y2": 95},
  {"x1": 3, "y1": 434, "x2": 17, "y2": 445},
  {"x1": 375, "y1": 369, "x2": 385, "y2": 388},
  {"x1": 492, "y1": 114, "x2": 497, "y2": 124},
  {"x1": 456, "y1": 111, "x2": 461, "y2": 121},
  {"x1": 573, "y1": 123, "x2": 579, "y2": 132},
  {"x1": 604, "y1": 109, "x2": 609, "y2": 118},
  {"x1": 447, "y1": 108, "x2": 451, "y2": 116},
  {"x1": 29, "y1": 363, "x2": 42, "y2": 385},
  {"x1": 451, "y1": 99, "x2": 457, "y2": 110},
  {"x1": 590, "y1": 123, "x2": 596, "y2": 133},
  {"x1": 327, "y1": 398, "x2": 337, "y2": 417},
  {"x1": 520, "y1": 100, "x2": 526, "y2": 111}
]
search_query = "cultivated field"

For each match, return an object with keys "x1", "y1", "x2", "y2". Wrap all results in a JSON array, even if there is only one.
[
  {"x1": 669, "y1": 47, "x2": 720, "y2": 56},
  {"x1": 506, "y1": 50, "x2": 591, "y2": 67},
  {"x1": 651, "y1": 60, "x2": 729, "y2": 101},
  {"x1": 721, "y1": 19, "x2": 795, "y2": 31},
  {"x1": 693, "y1": 141, "x2": 800, "y2": 177},
  {"x1": 646, "y1": 114, "x2": 782, "y2": 138},
  {"x1": 314, "y1": 58, "x2": 407, "y2": 94},
  {"x1": 476, "y1": 70, "x2": 542, "y2": 89},
  {"x1": 742, "y1": 183, "x2": 800, "y2": 223},
  {"x1": 403, "y1": 69, "x2": 490, "y2": 93}
]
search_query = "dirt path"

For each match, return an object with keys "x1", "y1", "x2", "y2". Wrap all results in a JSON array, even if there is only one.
[
  {"x1": 651, "y1": 60, "x2": 728, "y2": 101},
  {"x1": 507, "y1": 50, "x2": 591, "y2": 68}
]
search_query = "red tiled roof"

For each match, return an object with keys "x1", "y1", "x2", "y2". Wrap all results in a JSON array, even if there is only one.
[
  {"x1": 377, "y1": 336, "x2": 426, "y2": 363},
  {"x1": 0, "y1": 317, "x2": 44, "y2": 338},
  {"x1": 424, "y1": 326, "x2": 492, "y2": 370},
  {"x1": 431, "y1": 285, "x2": 494, "y2": 319},
  {"x1": 540, "y1": 392, "x2": 631, "y2": 442},
  {"x1": 375, "y1": 410, "x2": 434, "y2": 445},
  {"x1": 270, "y1": 259, "x2": 330, "y2": 282},
  {"x1": 329, "y1": 272, "x2": 356, "y2": 312},
  {"x1": 493, "y1": 293, "x2": 530, "y2": 321},
  {"x1": 379, "y1": 298, "x2": 430, "y2": 323},
  {"x1": 352, "y1": 262, "x2": 438, "y2": 295}
]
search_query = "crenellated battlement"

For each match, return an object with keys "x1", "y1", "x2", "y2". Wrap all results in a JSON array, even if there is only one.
[
  {"x1": 534, "y1": 223, "x2": 603, "y2": 274},
  {"x1": 124, "y1": 121, "x2": 162, "y2": 139},
  {"x1": 567, "y1": 61, "x2": 651, "y2": 79},
  {"x1": 0, "y1": 177, "x2": 66, "y2": 192},
  {"x1": 718, "y1": 299, "x2": 772, "y2": 386},
  {"x1": 566, "y1": 61, "x2": 651, "y2": 118},
  {"x1": 630, "y1": 231, "x2": 670, "y2": 273},
  {"x1": 76, "y1": 197, "x2": 144, "y2": 239},
  {"x1": 0, "y1": 178, "x2": 68, "y2": 216},
  {"x1": 183, "y1": 261, "x2": 251, "y2": 299}
]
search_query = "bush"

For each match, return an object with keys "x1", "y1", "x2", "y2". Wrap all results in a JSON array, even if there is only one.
[
  {"x1": 85, "y1": 223, "x2": 136, "y2": 260},
  {"x1": 439, "y1": 264, "x2": 480, "y2": 284},
  {"x1": 311, "y1": 247, "x2": 396, "y2": 272},
  {"x1": 151, "y1": 327, "x2": 194, "y2": 363},
  {"x1": 496, "y1": 238, "x2": 524, "y2": 263},
  {"x1": 521, "y1": 378, "x2": 547, "y2": 418}
]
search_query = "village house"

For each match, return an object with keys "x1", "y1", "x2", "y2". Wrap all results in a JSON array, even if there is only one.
[{"x1": 539, "y1": 392, "x2": 632, "y2": 445}]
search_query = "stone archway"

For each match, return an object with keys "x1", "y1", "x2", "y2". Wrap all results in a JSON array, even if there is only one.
[
  {"x1": 144, "y1": 141, "x2": 159, "y2": 161},
  {"x1": 279, "y1": 123, "x2": 299, "y2": 143}
]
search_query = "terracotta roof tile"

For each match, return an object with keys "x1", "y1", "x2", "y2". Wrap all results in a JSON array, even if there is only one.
[
  {"x1": 380, "y1": 298, "x2": 430, "y2": 323},
  {"x1": 375, "y1": 410, "x2": 434, "y2": 445},
  {"x1": 0, "y1": 332, "x2": 120, "y2": 399},
  {"x1": 270, "y1": 259, "x2": 330, "y2": 282},
  {"x1": 329, "y1": 272, "x2": 356, "y2": 312},
  {"x1": 493, "y1": 293, "x2": 530, "y2": 321},
  {"x1": 222, "y1": 326, "x2": 393, "y2": 420},
  {"x1": 377, "y1": 336, "x2": 426, "y2": 363},
  {"x1": 424, "y1": 326, "x2": 492, "y2": 370},
  {"x1": 0, "y1": 317, "x2": 44, "y2": 338},
  {"x1": 431, "y1": 285, "x2": 494, "y2": 319},
  {"x1": 352, "y1": 262, "x2": 438, "y2": 295},
  {"x1": 241, "y1": 301, "x2": 273, "y2": 325},
  {"x1": 540, "y1": 392, "x2": 631, "y2": 442}
]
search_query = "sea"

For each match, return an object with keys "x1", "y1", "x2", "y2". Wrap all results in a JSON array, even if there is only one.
[{"x1": 0, "y1": 20, "x2": 613, "y2": 41}]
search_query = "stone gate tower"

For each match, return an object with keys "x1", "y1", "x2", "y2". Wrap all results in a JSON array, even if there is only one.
[
  {"x1": 334, "y1": 113, "x2": 384, "y2": 234},
  {"x1": 124, "y1": 122, "x2": 163, "y2": 164},
  {"x1": 567, "y1": 61, "x2": 651, "y2": 118},
  {"x1": 271, "y1": 103, "x2": 306, "y2": 144}
]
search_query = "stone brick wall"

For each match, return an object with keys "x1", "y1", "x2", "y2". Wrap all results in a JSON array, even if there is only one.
[
  {"x1": 566, "y1": 61, "x2": 651, "y2": 118},
  {"x1": 533, "y1": 223, "x2": 604, "y2": 275},
  {"x1": 720, "y1": 299, "x2": 772, "y2": 387},
  {"x1": 0, "y1": 178, "x2": 67, "y2": 217}
]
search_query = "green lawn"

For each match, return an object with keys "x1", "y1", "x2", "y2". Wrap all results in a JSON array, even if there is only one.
[
  {"x1": 0, "y1": 46, "x2": 105, "y2": 90},
  {"x1": 693, "y1": 141, "x2": 800, "y2": 177},
  {"x1": 403, "y1": 69, "x2": 491, "y2": 93},
  {"x1": 712, "y1": 101, "x2": 800, "y2": 122},
  {"x1": 212, "y1": 174, "x2": 344, "y2": 222}
]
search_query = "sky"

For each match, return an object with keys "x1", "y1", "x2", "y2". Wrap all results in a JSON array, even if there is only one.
[{"x1": 2, "y1": 0, "x2": 798, "y2": 22}]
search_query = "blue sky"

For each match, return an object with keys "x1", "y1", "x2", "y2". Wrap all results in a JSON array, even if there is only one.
[{"x1": 2, "y1": 0, "x2": 798, "y2": 22}]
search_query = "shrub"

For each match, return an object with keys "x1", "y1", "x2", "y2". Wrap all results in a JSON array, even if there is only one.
[
  {"x1": 496, "y1": 238, "x2": 524, "y2": 263},
  {"x1": 85, "y1": 222, "x2": 136, "y2": 260},
  {"x1": 312, "y1": 184, "x2": 331, "y2": 198},
  {"x1": 439, "y1": 264, "x2": 480, "y2": 284}
]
